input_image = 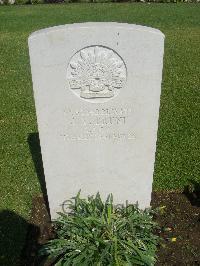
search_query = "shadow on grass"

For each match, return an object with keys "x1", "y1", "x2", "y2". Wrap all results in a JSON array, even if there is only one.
[
  {"x1": 0, "y1": 210, "x2": 39, "y2": 266},
  {"x1": 28, "y1": 133, "x2": 50, "y2": 216},
  {"x1": 183, "y1": 180, "x2": 200, "y2": 208},
  {"x1": 0, "y1": 134, "x2": 52, "y2": 266}
]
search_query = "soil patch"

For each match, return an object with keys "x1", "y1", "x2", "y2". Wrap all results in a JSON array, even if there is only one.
[
  {"x1": 21, "y1": 192, "x2": 200, "y2": 265},
  {"x1": 152, "y1": 192, "x2": 200, "y2": 265}
]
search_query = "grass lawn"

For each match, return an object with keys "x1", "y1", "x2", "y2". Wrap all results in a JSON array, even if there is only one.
[{"x1": 0, "y1": 3, "x2": 200, "y2": 265}]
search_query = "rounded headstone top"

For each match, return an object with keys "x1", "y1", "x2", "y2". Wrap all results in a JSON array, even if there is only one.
[{"x1": 28, "y1": 22, "x2": 165, "y2": 40}]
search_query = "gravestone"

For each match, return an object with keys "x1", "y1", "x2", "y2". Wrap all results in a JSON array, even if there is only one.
[{"x1": 28, "y1": 23, "x2": 165, "y2": 218}]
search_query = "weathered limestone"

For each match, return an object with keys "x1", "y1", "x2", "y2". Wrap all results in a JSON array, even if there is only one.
[{"x1": 29, "y1": 23, "x2": 165, "y2": 218}]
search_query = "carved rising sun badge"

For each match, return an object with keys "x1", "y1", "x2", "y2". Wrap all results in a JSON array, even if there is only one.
[{"x1": 67, "y1": 46, "x2": 126, "y2": 102}]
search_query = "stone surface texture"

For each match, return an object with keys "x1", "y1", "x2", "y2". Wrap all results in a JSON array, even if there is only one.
[{"x1": 29, "y1": 23, "x2": 165, "y2": 218}]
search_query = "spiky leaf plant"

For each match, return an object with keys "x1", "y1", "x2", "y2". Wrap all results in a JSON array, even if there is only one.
[{"x1": 40, "y1": 192, "x2": 160, "y2": 266}]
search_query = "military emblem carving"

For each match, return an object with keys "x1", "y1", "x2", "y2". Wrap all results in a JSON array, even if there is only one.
[{"x1": 67, "y1": 46, "x2": 126, "y2": 102}]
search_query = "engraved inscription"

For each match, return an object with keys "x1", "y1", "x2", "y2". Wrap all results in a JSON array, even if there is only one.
[
  {"x1": 61, "y1": 107, "x2": 135, "y2": 141},
  {"x1": 67, "y1": 46, "x2": 126, "y2": 103}
]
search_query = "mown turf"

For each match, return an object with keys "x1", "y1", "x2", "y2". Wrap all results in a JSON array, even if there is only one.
[{"x1": 0, "y1": 3, "x2": 200, "y2": 265}]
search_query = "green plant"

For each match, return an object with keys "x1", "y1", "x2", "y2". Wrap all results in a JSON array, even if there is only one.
[
  {"x1": 30, "y1": 0, "x2": 44, "y2": 4},
  {"x1": 40, "y1": 192, "x2": 160, "y2": 265},
  {"x1": 15, "y1": 0, "x2": 29, "y2": 4}
]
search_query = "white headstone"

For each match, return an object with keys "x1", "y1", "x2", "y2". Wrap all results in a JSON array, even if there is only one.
[{"x1": 28, "y1": 23, "x2": 165, "y2": 218}]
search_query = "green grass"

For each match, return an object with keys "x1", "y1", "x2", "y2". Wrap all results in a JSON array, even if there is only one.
[{"x1": 0, "y1": 3, "x2": 199, "y2": 265}]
